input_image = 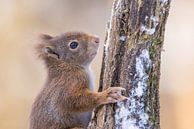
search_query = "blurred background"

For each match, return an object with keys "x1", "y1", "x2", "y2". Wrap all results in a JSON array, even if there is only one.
[{"x1": 0, "y1": 0, "x2": 193, "y2": 129}]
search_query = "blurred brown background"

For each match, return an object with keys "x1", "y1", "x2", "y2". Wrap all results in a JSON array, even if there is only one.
[{"x1": 0, "y1": 0, "x2": 193, "y2": 129}]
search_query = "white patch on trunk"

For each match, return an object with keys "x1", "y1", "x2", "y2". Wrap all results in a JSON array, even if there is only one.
[
  {"x1": 104, "y1": 0, "x2": 122, "y2": 52},
  {"x1": 140, "y1": 26, "x2": 156, "y2": 35},
  {"x1": 115, "y1": 0, "x2": 122, "y2": 10},
  {"x1": 160, "y1": 0, "x2": 168, "y2": 4},
  {"x1": 159, "y1": 0, "x2": 169, "y2": 13},
  {"x1": 140, "y1": 15, "x2": 159, "y2": 35},
  {"x1": 119, "y1": 36, "x2": 127, "y2": 42},
  {"x1": 115, "y1": 49, "x2": 151, "y2": 129},
  {"x1": 104, "y1": 25, "x2": 111, "y2": 52},
  {"x1": 104, "y1": 5, "x2": 114, "y2": 52}
]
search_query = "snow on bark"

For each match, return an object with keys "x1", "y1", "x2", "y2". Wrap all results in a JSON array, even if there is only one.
[{"x1": 115, "y1": 49, "x2": 151, "y2": 129}]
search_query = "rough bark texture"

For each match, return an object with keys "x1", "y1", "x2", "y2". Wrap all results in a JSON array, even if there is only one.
[{"x1": 88, "y1": 0, "x2": 171, "y2": 129}]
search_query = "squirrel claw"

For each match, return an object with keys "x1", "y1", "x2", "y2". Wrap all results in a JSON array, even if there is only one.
[{"x1": 104, "y1": 87, "x2": 128, "y2": 104}]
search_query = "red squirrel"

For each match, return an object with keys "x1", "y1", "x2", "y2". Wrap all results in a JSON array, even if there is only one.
[{"x1": 30, "y1": 32, "x2": 127, "y2": 129}]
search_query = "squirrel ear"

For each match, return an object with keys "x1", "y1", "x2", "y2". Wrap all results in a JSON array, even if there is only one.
[
  {"x1": 44, "y1": 46, "x2": 59, "y2": 59},
  {"x1": 39, "y1": 34, "x2": 53, "y2": 41}
]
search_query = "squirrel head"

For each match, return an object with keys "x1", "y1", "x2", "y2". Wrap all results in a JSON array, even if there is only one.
[{"x1": 36, "y1": 32, "x2": 99, "y2": 66}]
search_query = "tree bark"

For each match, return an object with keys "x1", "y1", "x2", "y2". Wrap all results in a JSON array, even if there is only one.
[{"x1": 88, "y1": 0, "x2": 171, "y2": 129}]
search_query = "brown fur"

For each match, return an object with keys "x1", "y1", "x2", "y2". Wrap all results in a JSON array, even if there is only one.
[{"x1": 30, "y1": 32, "x2": 127, "y2": 129}]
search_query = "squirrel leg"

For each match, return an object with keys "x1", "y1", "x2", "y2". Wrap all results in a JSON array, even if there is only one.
[{"x1": 68, "y1": 87, "x2": 127, "y2": 112}]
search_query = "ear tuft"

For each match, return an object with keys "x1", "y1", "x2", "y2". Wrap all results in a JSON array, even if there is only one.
[{"x1": 39, "y1": 34, "x2": 53, "y2": 41}]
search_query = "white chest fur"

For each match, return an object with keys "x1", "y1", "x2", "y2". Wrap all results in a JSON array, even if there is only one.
[{"x1": 84, "y1": 66, "x2": 95, "y2": 91}]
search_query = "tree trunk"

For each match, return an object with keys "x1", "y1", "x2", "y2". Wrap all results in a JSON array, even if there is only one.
[{"x1": 88, "y1": 0, "x2": 171, "y2": 129}]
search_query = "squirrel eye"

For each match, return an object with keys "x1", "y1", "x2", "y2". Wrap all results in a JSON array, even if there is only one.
[{"x1": 69, "y1": 41, "x2": 78, "y2": 49}]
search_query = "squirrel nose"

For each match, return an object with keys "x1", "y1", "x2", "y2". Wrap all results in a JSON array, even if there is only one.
[{"x1": 94, "y1": 37, "x2": 100, "y2": 44}]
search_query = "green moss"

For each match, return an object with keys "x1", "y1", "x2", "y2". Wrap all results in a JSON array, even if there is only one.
[
  {"x1": 147, "y1": 38, "x2": 161, "y2": 127},
  {"x1": 149, "y1": 38, "x2": 161, "y2": 60},
  {"x1": 152, "y1": 39, "x2": 161, "y2": 45},
  {"x1": 147, "y1": 73, "x2": 159, "y2": 127},
  {"x1": 149, "y1": 114, "x2": 156, "y2": 124},
  {"x1": 149, "y1": 46, "x2": 155, "y2": 60}
]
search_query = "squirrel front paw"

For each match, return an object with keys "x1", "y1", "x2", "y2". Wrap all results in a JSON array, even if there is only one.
[{"x1": 100, "y1": 87, "x2": 128, "y2": 104}]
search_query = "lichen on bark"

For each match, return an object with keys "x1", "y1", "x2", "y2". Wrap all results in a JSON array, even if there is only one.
[{"x1": 115, "y1": 49, "x2": 152, "y2": 129}]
